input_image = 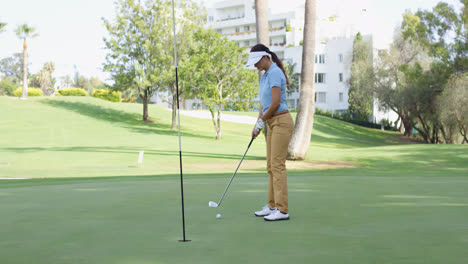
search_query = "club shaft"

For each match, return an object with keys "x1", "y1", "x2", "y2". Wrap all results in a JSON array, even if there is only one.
[{"x1": 217, "y1": 137, "x2": 254, "y2": 206}]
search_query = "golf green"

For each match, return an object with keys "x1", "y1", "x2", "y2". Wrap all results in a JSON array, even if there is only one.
[{"x1": 1, "y1": 174, "x2": 467, "y2": 263}]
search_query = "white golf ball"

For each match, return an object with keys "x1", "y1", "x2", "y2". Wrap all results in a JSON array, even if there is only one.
[{"x1": 216, "y1": 214, "x2": 221, "y2": 219}]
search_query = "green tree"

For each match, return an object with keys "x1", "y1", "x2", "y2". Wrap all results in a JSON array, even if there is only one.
[
  {"x1": 348, "y1": 32, "x2": 374, "y2": 120},
  {"x1": 15, "y1": 24, "x2": 38, "y2": 99},
  {"x1": 89, "y1": 76, "x2": 105, "y2": 91},
  {"x1": 0, "y1": 22, "x2": 6, "y2": 33},
  {"x1": 103, "y1": 0, "x2": 169, "y2": 121},
  {"x1": 180, "y1": 28, "x2": 258, "y2": 140},
  {"x1": 402, "y1": 1, "x2": 467, "y2": 74},
  {"x1": 103, "y1": 0, "x2": 203, "y2": 123},
  {"x1": 159, "y1": 0, "x2": 206, "y2": 129},
  {"x1": 438, "y1": 73, "x2": 468, "y2": 143},
  {"x1": 398, "y1": 1, "x2": 467, "y2": 142},
  {"x1": 0, "y1": 53, "x2": 24, "y2": 83},
  {"x1": 374, "y1": 30, "x2": 429, "y2": 137},
  {"x1": 73, "y1": 72, "x2": 89, "y2": 90},
  {"x1": 284, "y1": 62, "x2": 300, "y2": 96},
  {"x1": 60, "y1": 75, "x2": 72, "y2": 88},
  {"x1": 30, "y1": 62, "x2": 56, "y2": 95},
  {"x1": 0, "y1": 78, "x2": 16, "y2": 95}
]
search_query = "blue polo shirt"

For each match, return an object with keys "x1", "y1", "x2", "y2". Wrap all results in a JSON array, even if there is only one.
[{"x1": 259, "y1": 63, "x2": 288, "y2": 115}]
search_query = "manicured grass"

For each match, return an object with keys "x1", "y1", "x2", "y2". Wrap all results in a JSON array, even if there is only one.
[
  {"x1": 1, "y1": 174, "x2": 467, "y2": 263},
  {"x1": 0, "y1": 96, "x2": 467, "y2": 263}
]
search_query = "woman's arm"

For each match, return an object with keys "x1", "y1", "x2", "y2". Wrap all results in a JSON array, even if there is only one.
[{"x1": 261, "y1": 86, "x2": 281, "y2": 121}]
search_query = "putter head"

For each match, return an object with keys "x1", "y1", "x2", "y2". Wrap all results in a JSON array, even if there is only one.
[{"x1": 208, "y1": 201, "x2": 218, "y2": 208}]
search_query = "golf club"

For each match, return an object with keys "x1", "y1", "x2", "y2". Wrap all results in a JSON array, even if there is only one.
[{"x1": 209, "y1": 136, "x2": 255, "y2": 208}]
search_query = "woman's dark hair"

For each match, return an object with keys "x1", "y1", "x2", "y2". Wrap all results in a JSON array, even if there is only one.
[{"x1": 250, "y1": 44, "x2": 289, "y2": 85}]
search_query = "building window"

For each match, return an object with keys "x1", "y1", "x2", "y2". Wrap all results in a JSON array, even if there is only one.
[
  {"x1": 339, "y1": 54, "x2": 343, "y2": 63},
  {"x1": 208, "y1": 16, "x2": 214, "y2": 23},
  {"x1": 244, "y1": 41, "x2": 250, "y2": 47},
  {"x1": 319, "y1": 54, "x2": 325, "y2": 64},
  {"x1": 315, "y1": 54, "x2": 325, "y2": 64},
  {"x1": 244, "y1": 26, "x2": 249, "y2": 32},
  {"x1": 339, "y1": 92, "x2": 343, "y2": 102},
  {"x1": 235, "y1": 27, "x2": 240, "y2": 33},
  {"x1": 216, "y1": 29, "x2": 222, "y2": 34},
  {"x1": 316, "y1": 92, "x2": 326, "y2": 103},
  {"x1": 315, "y1": 73, "x2": 326, "y2": 83},
  {"x1": 339, "y1": 73, "x2": 343, "y2": 82}
]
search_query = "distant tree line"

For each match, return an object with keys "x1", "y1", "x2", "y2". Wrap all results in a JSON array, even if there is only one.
[
  {"x1": 347, "y1": 0, "x2": 467, "y2": 144},
  {"x1": 0, "y1": 23, "x2": 106, "y2": 97}
]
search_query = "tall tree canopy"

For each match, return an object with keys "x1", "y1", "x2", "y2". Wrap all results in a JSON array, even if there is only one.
[
  {"x1": 103, "y1": 0, "x2": 204, "y2": 122},
  {"x1": 348, "y1": 32, "x2": 374, "y2": 120},
  {"x1": 180, "y1": 28, "x2": 258, "y2": 140}
]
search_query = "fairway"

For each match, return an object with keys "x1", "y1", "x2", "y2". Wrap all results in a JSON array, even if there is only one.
[{"x1": 0, "y1": 97, "x2": 467, "y2": 263}]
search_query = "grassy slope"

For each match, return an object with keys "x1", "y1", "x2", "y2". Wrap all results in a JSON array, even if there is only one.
[
  {"x1": 1, "y1": 96, "x2": 466, "y2": 179},
  {"x1": 0, "y1": 96, "x2": 467, "y2": 264}
]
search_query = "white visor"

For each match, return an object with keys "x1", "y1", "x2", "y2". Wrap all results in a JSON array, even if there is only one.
[{"x1": 245, "y1": 51, "x2": 269, "y2": 68}]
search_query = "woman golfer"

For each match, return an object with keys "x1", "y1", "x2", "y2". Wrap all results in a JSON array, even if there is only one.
[{"x1": 246, "y1": 44, "x2": 294, "y2": 221}]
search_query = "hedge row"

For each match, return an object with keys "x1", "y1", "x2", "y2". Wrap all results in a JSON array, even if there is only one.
[
  {"x1": 57, "y1": 87, "x2": 88, "y2": 96},
  {"x1": 13, "y1": 87, "x2": 43, "y2": 97},
  {"x1": 92, "y1": 89, "x2": 122, "y2": 102}
]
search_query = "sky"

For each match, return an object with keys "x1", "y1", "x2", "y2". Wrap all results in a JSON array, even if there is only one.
[{"x1": 0, "y1": 0, "x2": 463, "y2": 85}]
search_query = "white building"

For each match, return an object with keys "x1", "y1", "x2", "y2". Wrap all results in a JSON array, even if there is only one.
[
  {"x1": 207, "y1": 0, "x2": 305, "y2": 58},
  {"x1": 207, "y1": 1, "x2": 356, "y2": 114},
  {"x1": 153, "y1": 0, "x2": 397, "y2": 125}
]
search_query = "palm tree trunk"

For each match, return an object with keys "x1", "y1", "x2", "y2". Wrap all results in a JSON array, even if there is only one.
[
  {"x1": 255, "y1": 0, "x2": 269, "y2": 139},
  {"x1": 255, "y1": 0, "x2": 269, "y2": 46},
  {"x1": 22, "y1": 38, "x2": 28, "y2": 98},
  {"x1": 287, "y1": 0, "x2": 316, "y2": 160}
]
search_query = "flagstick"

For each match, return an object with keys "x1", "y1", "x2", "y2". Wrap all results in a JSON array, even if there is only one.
[{"x1": 172, "y1": 0, "x2": 190, "y2": 243}]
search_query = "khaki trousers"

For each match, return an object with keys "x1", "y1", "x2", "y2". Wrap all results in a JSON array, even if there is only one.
[{"x1": 266, "y1": 112, "x2": 294, "y2": 213}]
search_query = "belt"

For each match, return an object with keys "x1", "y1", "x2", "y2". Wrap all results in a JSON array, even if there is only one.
[{"x1": 272, "y1": 110, "x2": 289, "y2": 117}]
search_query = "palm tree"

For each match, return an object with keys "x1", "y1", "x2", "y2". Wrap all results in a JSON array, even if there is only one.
[
  {"x1": 255, "y1": 0, "x2": 270, "y2": 138},
  {"x1": 15, "y1": 24, "x2": 39, "y2": 99},
  {"x1": 287, "y1": 0, "x2": 316, "y2": 160},
  {"x1": 255, "y1": 0, "x2": 269, "y2": 46},
  {"x1": 284, "y1": 62, "x2": 300, "y2": 96}
]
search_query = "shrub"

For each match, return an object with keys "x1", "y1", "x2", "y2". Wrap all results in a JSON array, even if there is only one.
[
  {"x1": 286, "y1": 24, "x2": 292, "y2": 32},
  {"x1": 92, "y1": 89, "x2": 122, "y2": 102},
  {"x1": 122, "y1": 96, "x2": 136, "y2": 103},
  {"x1": 0, "y1": 80, "x2": 16, "y2": 96},
  {"x1": 57, "y1": 87, "x2": 88, "y2": 96},
  {"x1": 13, "y1": 87, "x2": 43, "y2": 97}
]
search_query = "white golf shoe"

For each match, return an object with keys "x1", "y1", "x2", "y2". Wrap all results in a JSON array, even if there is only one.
[
  {"x1": 254, "y1": 205, "x2": 275, "y2": 217},
  {"x1": 264, "y1": 209, "x2": 289, "y2": 221}
]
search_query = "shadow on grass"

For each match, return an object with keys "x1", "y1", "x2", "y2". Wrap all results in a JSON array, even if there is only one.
[
  {"x1": 40, "y1": 99, "x2": 213, "y2": 140},
  {"x1": 311, "y1": 116, "x2": 400, "y2": 148},
  {"x1": 324, "y1": 145, "x2": 468, "y2": 177},
  {"x1": 0, "y1": 146, "x2": 265, "y2": 161},
  {"x1": 0, "y1": 172, "x2": 270, "y2": 189}
]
